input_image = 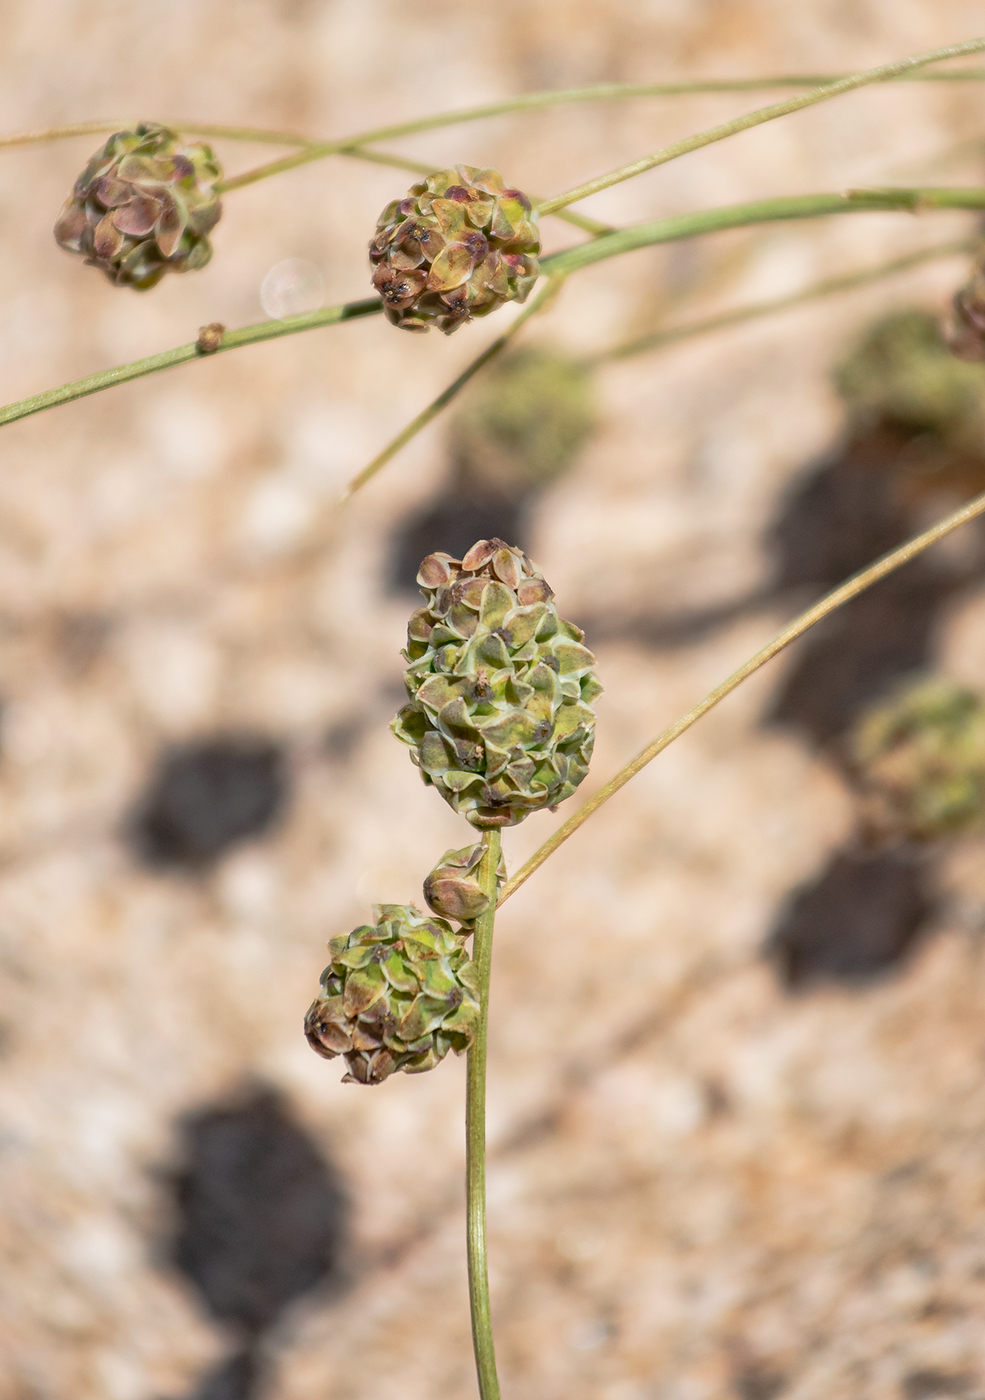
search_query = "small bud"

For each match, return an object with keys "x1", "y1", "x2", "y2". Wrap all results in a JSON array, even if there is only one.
[
  {"x1": 369, "y1": 166, "x2": 540, "y2": 335},
  {"x1": 423, "y1": 843, "x2": 507, "y2": 924},
  {"x1": 54, "y1": 122, "x2": 222, "y2": 290},
  {"x1": 391, "y1": 538, "x2": 602, "y2": 828},
  {"x1": 304, "y1": 904, "x2": 481, "y2": 1085},
  {"x1": 197, "y1": 321, "x2": 225, "y2": 353}
]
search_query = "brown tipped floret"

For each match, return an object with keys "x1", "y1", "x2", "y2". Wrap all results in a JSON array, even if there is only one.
[
  {"x1": 391, "y1": 539, "x2": 601, "y2": 828},
  {"x1": 304, "y1": 905, "x2": 481, "y2": 1085},
  {"x1": 369, "y1": 166, "x2": 540, "y2": 334},
  {"x1": 54, "y1": 123, "x2": 222, "y2": 290}
]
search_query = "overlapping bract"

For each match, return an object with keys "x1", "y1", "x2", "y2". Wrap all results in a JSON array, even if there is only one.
[
  {"x1": 54, "y1": 123, "x2": 222, "y2": 289},
  {"x1": 423, "y1": 843, "x2": 506, "y2": 924},
  {"x1": 391, "y1": 539, "x2": 601, "y2": 828},
  {"x1": 369, "y1": 165, "x2": 540, "y2": 334},
  {"x1": 304, "y1": 905, "x2": 480, "y2": 1085},
  {"x1": 850, "y1": 677, "x2": 985, "y2": 842}
]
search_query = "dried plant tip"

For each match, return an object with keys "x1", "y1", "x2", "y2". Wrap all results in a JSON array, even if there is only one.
[
  {"x1": 54, "y1": 122, "x2": 222, "y2": 290},
  {"x1": 849, "y1": 676, "x2": 985, "y2": 842},
  {"x1": 304, "y1": 904, "x2": 481, "y2": 1084},
  {"x1": 423, "y1": 843, "x2": 507, "y2": 924},
  {"x1": 197, "y1": 322, "x2": 225, "y2": 353},
  {"x1": 391, "y1": 538, "x2": 601, "y2": 828},
  {"x1": 369, "y1": 166, "x2": 540, "y2": 334}
]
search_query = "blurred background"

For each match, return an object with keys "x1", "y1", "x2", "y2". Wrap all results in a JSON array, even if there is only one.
[{"x1": 3, "y1": 2, "x2": 985, "y2": 1398}]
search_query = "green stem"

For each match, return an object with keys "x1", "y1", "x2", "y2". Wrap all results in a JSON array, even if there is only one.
[
  {"x1": 214, "y1": 64, "x2": 985, "y2": 193},
  {"x1": 6, "y1": 187, "x2": 983, "y2": 434},
  {"x1": 537, "y1": 36, "x2": 985, "y2": 215},
  {"x1": 0, "y1": 298, "x2": 382, "y2": 428},
  {"x1": 499, "y1": 485, "x2": 985, "y2": 907},
  {"x1": 466, "y1": 828, "x2": 503, "y2": 1400},
  {"x1": 538, "y1": 187, "x2": 985, "y2": 279},
  {"x1": 341, "y1": 277, "x2": 563, "y2": 501},
  {"x1": 0, "y1": 119, "x2": 320, "y2": 151},
  {"x1": 589, "y1": 237, "x2": 976, "y2": 366}
]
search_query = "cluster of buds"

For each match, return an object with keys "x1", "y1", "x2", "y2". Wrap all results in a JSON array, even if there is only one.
[
  {"x1": 391, "y1": 539, "x2": 601, "y2": 828},
  {"x1": 307, "y1": 540, "x2": 599, "y2": 1083},
  {"x1": 54, "y1": 123, "x2": 222, "y2": 289},
  {"x1": 850, "y1": 677, "x2": 985, "y2": 842},
  {"x1": 304, "y1": 905, "x2": 481, "y2": 1084},
  {"x1": 370, "y1": 165, "x2": 540, "y2": 334}
]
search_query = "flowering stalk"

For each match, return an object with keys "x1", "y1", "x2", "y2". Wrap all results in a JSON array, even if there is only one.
[
  {"x1": 8, "y1": 188, "x2": 982, "y2": 441},
  {"x1": 537, "y1": 35, "x2": 985, "y2": 216},
  {"x1": 499, "y1": 483, "x2": 985, "y2": 906},
  {"x1": 465, "y1": 828, "x2": 503, "y2": 1400}
]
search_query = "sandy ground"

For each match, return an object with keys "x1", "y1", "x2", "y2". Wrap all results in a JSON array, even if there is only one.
[{"x1": 2, "y1": 2, "x2": 985, "y2": 1398}]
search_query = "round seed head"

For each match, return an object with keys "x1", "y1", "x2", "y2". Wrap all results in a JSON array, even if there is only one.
[
  {"x1": 54, "y1": 122, "x2": 222, "y2": 290},
  {"x1": 304, "y1": 904, "x2": 481, "y2": 1085},
  {"x1": 850, "y1": 676, "x2": 985, "y2": 842},
  {"x1": 369, "y1": 165, "x2": 540, "y2": 335},
  {"x1": 451, "y1": 347, "x2": 597, "y2": 497},
  {"x1": 391, "y1": 538, "x2": 602, "y2": 828},
  {"x1": 835, "y1": 309, "x2": 985, "y2": 455}
]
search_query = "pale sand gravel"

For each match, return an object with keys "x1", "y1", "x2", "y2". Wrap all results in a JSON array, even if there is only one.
[{"x1": 1, "y1": 2, "x2": 985, "y2": 1397}]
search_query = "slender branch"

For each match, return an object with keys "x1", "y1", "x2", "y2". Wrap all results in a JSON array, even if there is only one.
[
  {"x1": 340, "y1": 278, "x2": 563, "y2": 501},
  {"x1": 0, "y1": 119, "x2": 318, "y2": 150},
  {"x1": 5, "y1": 187, "x2": 983, "y2": 432},
  {"x1": 466, "y1": 829, "x2": 503, "y2": 1400},
  {"x1": 538, "y1": 187, "x2": 985, "y2": 279},
  {"x1": 589, "y1": 238, "x2": 976, "y2": 366},
  {"x1": 0, "y1": 298, "x2": 382, "y2": 429},
  {"x1": 538, "y1": 37, "x2": 985, "y2": 215},
  {"x1": 215, "y1": 65, "x2": 985, "y2": 193},
  {"x1": 499, "y1": 487, "x2": 985, "y2": 906}
]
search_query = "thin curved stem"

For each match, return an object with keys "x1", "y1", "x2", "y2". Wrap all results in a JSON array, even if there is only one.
[
  {"x1": 538, "y1": 187, "x2": 985, "y2": 279},
  {"x1": 341, "y1": 277, "x2": 564, "y2": 501},
  {"x1": 0, "y1": 119, "x2": 319, "y2": 150},
  {"x1": 499, "y1": 487, "x2": 985, "y2": 906},
  {"x1": 538, "y1": 36, "x2": 985, "y2": 215},
  {"x1": 589, "y1": 238, "x2": 976, "y2": 366},
  {"x1": 214, "y1": 65, "x2": 985, "y2": 193},
  {"x1": 0, "y1": 298, "x2": 382, "y2": 428},
  {"x1": 5, "y1": 186, "x2": 983, "y2": 434},
  {"x1": 466, "y1": 829, "x2": 503, "y2": 1400}
]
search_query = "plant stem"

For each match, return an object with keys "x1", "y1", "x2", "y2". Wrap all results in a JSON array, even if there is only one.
[
  {"x1": 0, "y1": 119, "x2": 320, "y2": 151},
  {"x1": 341, "y1": 277, "x2": 564, "y2": 501},
  {"x1": 538, "y1": 187, "x2": 985, "y2": 279},
  {"x1": 466, "y1": 828, "x2": 503, "y2": 1400},
  {"x1": 498, "y1": 486, "x2": 985, "y2": 906},
  {"x1": 0, "y1": 297, "x2": 382, "y2": 428},
  {"x1": 537, "y1": 36, "x2": 985, "y2": 216},
  {"x1": 214, "y1": 65, "x2": 985, "y2": 193},
  {"x1": 6, "y1": 186, "x2": 982, "y2": 433},
  {"x1": 588, "y1": 237, "x2": 976, "y2": 366}
]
